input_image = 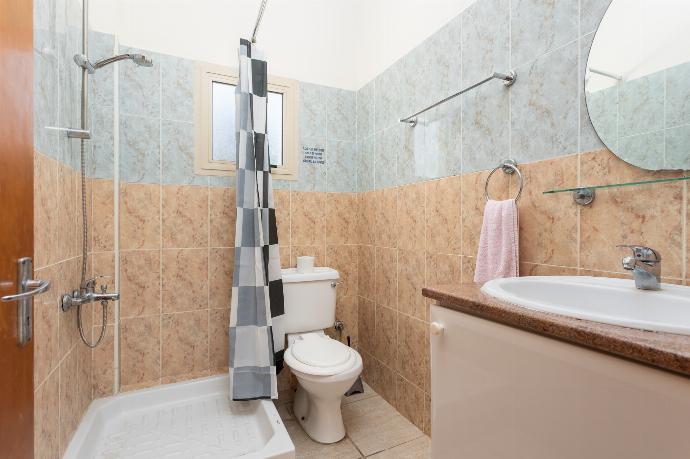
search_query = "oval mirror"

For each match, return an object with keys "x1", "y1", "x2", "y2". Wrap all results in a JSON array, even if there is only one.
[{"x1": 585, "y1": 0, "x2": 690, "y2": 170}]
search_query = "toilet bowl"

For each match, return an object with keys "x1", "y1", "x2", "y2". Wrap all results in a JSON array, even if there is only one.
[
  {"x1": 284, "y1": 332, "x2": 363, "y2": 444},
  {"x1": 279, "y1": 267, "x2": 362, "y2": 443}
]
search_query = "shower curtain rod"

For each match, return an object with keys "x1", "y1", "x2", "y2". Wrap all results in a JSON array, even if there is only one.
[{"x1": 251, "y1": 0, "x2": 269, "y2": 43}]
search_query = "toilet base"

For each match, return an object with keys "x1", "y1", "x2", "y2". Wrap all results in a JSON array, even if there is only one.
[{"x1": 292, "y1": 384, "x2": 346, "y2": 444}]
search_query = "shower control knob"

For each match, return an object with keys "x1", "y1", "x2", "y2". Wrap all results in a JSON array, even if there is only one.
[{"x1": 430, "y1": 322, "x2": 445, "y2": 336}]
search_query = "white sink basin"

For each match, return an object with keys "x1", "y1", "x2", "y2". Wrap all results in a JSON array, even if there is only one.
[{"x1": 481, "y1": 276, "x2": 690, "y2": 335}]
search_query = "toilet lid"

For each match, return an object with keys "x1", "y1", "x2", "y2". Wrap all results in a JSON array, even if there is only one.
[{"x1": 291, "y1": 334, "x2": 351, "y2": 368}]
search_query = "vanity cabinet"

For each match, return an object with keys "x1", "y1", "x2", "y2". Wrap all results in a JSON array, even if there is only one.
[{"x1": 430, "y1": 305, "x2": 690, "y2": 459}]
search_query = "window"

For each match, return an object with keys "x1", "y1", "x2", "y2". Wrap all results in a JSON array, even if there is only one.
[{"x1": 195, "y1": 63, "x2": 298, "y2": 179}]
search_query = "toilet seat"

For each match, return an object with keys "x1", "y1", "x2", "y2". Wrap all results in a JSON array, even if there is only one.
[
  {"x1": 285, "y1": 333, "x2": 359, "y2": 376},
  {"x1": 292, "y1": 333, "x2": 351, "y2": 367}
]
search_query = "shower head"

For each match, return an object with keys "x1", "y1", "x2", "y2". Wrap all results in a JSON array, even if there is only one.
[
  {"x1": 74, "y1": 53, "x2": 154, "y2": 74},
  {"x1": 126, "y1": 54, "x2": 154, "y2": 68}
]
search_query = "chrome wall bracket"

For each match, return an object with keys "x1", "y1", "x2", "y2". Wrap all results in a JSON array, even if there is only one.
[
  {"x1": 572, "y1": 188, "x2": 595, "y2": 206},
  {"x1": 73, "y1": 53, "x2": 96, "y2": 74},
  {"x1": 400, "y1": 118, "x2": 418, "y2": 127},
  {"x1": 65, "y1": 128, "x2": 91, "y2": 139},
  {"x1": 502, "y1": 70, "x2": 517, "y2": 87},
  {"x1": 500, "y1": 159, "x2": 518, "y2": 174}
]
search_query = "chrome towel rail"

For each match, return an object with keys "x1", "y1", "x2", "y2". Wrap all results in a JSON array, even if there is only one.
[
  {"x1": 400, "y1": 71, "x2": 516, "y2": 127},
  {"x1": 484, "y1": 159, "x2": 523, "y2": 202}
]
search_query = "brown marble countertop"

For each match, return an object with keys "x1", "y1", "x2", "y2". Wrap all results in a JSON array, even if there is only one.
[{"x1": 422, "y1": 283, "x2": 690, "y2": 378}]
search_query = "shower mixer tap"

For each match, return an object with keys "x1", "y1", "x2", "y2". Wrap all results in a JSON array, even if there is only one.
[{"x1": 61, "y1": 275, "x2": 119, "y2": 312}]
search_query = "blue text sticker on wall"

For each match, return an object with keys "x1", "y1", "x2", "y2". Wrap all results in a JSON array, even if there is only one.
[{"x1": 302, "y1": 146, "x2": 325, "y2": 165}]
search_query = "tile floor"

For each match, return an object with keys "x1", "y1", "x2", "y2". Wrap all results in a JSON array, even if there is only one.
[{"x1": 275, "y1": 383, "x2": 431, "y2": 458}]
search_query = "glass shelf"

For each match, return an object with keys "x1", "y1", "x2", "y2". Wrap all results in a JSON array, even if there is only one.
[
  {"x1": 543, "y1": 176, "x2": 690, "y2": 205},
  {"x1": 543, "y1": 175, "x2": 690, "y2": 194}
]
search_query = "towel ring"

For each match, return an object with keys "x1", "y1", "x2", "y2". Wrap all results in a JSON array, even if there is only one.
[{"x1": 484, "y1": 159, "x2": 523, "y2": 202}]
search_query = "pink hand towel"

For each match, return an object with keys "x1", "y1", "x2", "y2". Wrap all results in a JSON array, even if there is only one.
[{"x1": 474, "y1": 199, "x2": 519, "y2": 284}]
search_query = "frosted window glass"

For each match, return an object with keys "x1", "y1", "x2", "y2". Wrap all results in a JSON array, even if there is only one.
[
  {"x1": 267, "y1": 91, "x2": 283, "y2": 166},
  {"x1": 211, "y1": 82, "x2": 284, "y2": 166},
  {"x1": 212, "y1": 82, "x2": 236, "y2": 161}
]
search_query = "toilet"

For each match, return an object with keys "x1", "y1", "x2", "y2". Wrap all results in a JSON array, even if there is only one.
[{"x1": 281, "y1": 267, "x2": 363, "y2": 444}]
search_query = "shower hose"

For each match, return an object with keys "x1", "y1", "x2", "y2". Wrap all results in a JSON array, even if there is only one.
[{"x1": 78, "y1": 138, "x2": 108, "y2": 348}]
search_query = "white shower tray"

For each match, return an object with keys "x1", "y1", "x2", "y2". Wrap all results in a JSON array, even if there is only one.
[{"x1": 64, "y1": 375, "x2": 295, "y2": 459}]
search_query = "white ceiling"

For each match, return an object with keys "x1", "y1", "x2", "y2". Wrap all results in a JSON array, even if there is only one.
[{"x1": 90, "y1": 0, "x2": 477, "y2": 90}]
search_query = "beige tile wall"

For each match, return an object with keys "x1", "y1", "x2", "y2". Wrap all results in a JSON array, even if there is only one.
[
  {"x1": 108, "y1": 182, "x2": 232, "y2": 391},
  {"x1": 90, "y1": 183, "x2": 360, "y2": 394},
  {"x1": 284, "y1": 192, "x2": 360, "y2": 330},
  {"x1": 356, "y1": 148, "x2": 690, "y2": 436},
  {"x1": 34, "y1": 152, "x2": 95, "y2": 458},
  {"x1": 35, "y1": 146, "x2": 687, "y2": 453}
]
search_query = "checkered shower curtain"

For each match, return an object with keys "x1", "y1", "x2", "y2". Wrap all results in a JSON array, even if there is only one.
[{"x1": 229, "y1": 39, "x2": 285, "y2": 401}]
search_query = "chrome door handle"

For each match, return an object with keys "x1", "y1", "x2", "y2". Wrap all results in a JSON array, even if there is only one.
[
  {"x1": 1, "y1": 257, "x2": 49, "y2": 346},
  {"x1": 1, "y1": 278, "x2": 50, "y2": 302}
]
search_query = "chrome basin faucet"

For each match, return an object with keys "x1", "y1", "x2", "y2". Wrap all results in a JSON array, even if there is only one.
[{"x1": 617, "y1": 245, "x2": 661, "y2": 290}]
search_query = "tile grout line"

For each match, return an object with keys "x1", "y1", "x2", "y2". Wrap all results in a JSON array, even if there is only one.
[
  {"x1": 368, "y1": 435, "x2": 428, "y2": 457},
  {"x1": 507, "y1": 0, "x2": 511, "y2": 181},
  {"x1": 341, "y1": 388, "x2": 428, "y2": 457},
  {"x1": 112, "y1": 37, "x2": 121, "y2": 395},
  {"x1": 158, "y1": 55, "x2": 164, "y2": 388},
  {"x1": 207, "y1": 184, "x2": 211, "y2": 374},
  {"x1": 345, "y1": 430, "x2": 366, "y2": 458},
  {"x1": 683, "y1": 181, "x2": 688, "y2": 282},
  {"x1": 576, "y1": 0, "x2": 583, "y2": 273}
]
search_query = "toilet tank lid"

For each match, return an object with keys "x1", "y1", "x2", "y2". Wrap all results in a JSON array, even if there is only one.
[{"x1": 281, "y1": 267, "x2": 339, "y2": 283}]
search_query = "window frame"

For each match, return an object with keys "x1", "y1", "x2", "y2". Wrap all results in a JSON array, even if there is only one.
[{"x1": 194, "y1": 62, "x2": 299, "y2": 180}]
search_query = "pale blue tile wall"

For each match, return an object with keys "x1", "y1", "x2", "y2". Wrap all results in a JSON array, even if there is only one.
[
  {"x1": 666, "y1": 63, "x2": 690, "y2": 128},
  {"x1": 357, "y1": 0, "x2": 614, "y2": 191},
  {"x1": 33, "y1": 0, "x2": 59, "y2": 161},
  {"x1": 33, "y1": 0, "x2": 117, "y2": 178},
  {"x1": 511, "y1": 0, "x2": 579, "y2": 68},
  {"x1": 579, "y1": 32, "x2": 602, "y2": 154},
  {"x1": 36, "y1": 0, "x2": 615, "y2": 192},
  {"x1": 89, "y1": 103, "x2": 114, "y2": 177},
  {"x1": 110, "y1": 45, "x2": 218, "y2": 186},
  {"x1": 119, "y1": 114, "x2": 160, "y2": 184},
  {"x1": 88, "y1": 31, "x2": 115, "y2": 178},
  {"x1": 511, "y1": 40, "x2": 580, "y2": 162},
  {"x1": 666, "y1": 126, "x2": 690, "y2": 169},
  {"x1": 295, "y1": 83, "x2": 357, "y2": 192},
  {"x1": 161, "y1": 55, "x2": 195, "y2": 123},
  {"x1": 327, "y1": 140, "x2": 357, "y2": 192},
  {"x1": 162, "y1": 120, "x2": 206, "y2": 185},
  {"x1": 56, "y1": 0, "x2": 84, "y2": 169},
  {"x1": 33, "y1": 0, "x2": 85, "y2": 170},
  {"x1": 96, "y1": 44, "x2": 359, "y2": 191}
]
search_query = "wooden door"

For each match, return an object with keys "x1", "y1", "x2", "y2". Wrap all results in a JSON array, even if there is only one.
[{"x1": 0, "y1": 0, "x2": 35, "y2": 457}]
